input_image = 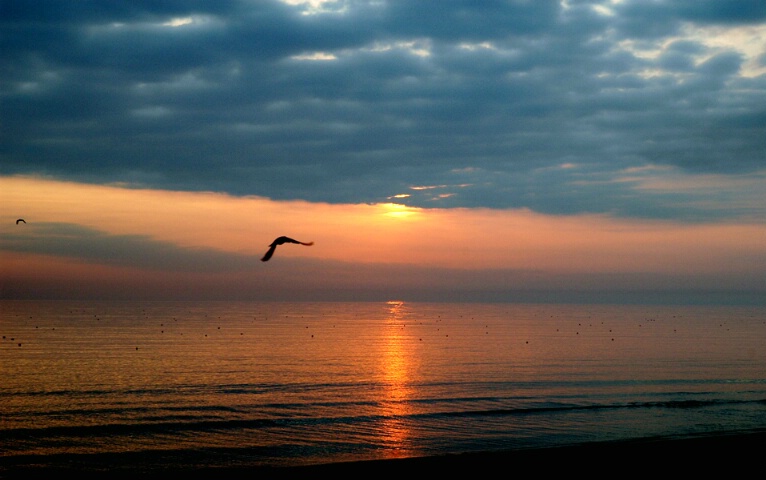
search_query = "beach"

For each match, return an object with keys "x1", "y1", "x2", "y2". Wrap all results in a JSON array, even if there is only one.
[
  {"x1": 248, "y1": 431, "x2": 766, "y2": 476},
  {"x1": 2, "y1": 431, "x2": 764, "y2": 478}
]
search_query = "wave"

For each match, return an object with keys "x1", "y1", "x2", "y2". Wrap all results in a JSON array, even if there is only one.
[
  {"x1": 3, "y1": 395, "x2": 764, "y2": 443},
  {"x1": 431, "y1": 397, "x2": 766, "y2": 417},
  {"x1": 7, "y1": 376, "x2": 766, "y2": 398}
]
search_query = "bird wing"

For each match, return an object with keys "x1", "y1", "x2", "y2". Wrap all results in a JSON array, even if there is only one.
[
  {"x1": 16, "y1": 219, "x2": 25, "y2": 224},
  {"x1": 279, "y1": 236, "x2": 301, "y2": 245},
  {"x1": 261, "y1": 244, "x2": 278, "y2": 262},
  {"x1": 278, "y1": 237, "x2": 313, "y2": 246}
]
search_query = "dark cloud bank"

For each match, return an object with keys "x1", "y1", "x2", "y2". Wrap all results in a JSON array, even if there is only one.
[
  {"x1": 2, "y1": 0, "x2": 765, "y2": 221},
  {"x1": 2, "y1": 223, "x2": 763, "y2": 305}
]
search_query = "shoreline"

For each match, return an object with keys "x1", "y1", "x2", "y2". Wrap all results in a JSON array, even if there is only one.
[
  {"x1": 3, "y1": 430, "x2": 764, "y2": 478},
  {"x1": 273, "y1": 430, "x2": 766, "y2": 476}
]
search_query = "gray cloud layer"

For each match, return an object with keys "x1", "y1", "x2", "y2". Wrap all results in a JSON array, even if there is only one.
[
  {"x1": 3, "y1": 223, "x2": 761, "y2": 304},
  {"x1": 3, "y1": 0, "x2": 765, "y2": 220},
  {"x1": 1, "y1": 222, "x2": 260, "y2": 273}
]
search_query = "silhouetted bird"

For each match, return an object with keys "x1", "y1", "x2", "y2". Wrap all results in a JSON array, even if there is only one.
[
  {"x1": 16, "y1": 219, "x2": 25, "y2": 224},
  {"x1": 261, "y1": 236, "x2": 314, "y2": 262}
]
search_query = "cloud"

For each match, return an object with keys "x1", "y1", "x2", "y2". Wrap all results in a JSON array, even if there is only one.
[
  {"x1": 0, "y1": 222, "x2": 259, "y2": 273},
  {"x1": 3, "y1": 220, "x2": 763, "y2": 304},
  {"x1": 1, "y1": 0, "x2": 765, "y2": 221}
]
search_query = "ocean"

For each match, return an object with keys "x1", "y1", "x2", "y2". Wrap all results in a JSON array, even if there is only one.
[{"x1": 2, "y1": 300, "x2": 765, "y2": 473}]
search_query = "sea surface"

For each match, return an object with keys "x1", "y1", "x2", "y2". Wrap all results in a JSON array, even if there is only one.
[{"x1": 2, "y1": 300, "x2": 765, "y2": 473}]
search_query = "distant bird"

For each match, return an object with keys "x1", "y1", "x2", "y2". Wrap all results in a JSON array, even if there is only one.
[
  {"x1": 16, "y1": 218, "x2": 25, "y2": 224},
  {"x1": 261, "y1": 236, "x2": 314, "y2": 262}
]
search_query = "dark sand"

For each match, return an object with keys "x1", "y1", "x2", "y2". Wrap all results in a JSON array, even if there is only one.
[{"x1": 2, "y1": 431, "x2": 763, "y2": 478}]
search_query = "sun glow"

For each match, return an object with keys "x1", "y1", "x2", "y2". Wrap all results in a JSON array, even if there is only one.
[
  {"x1": 3, "y1": 175, "x2": 766, "y2": 283},
  {"x1": 381, "y1": 203, "x2": 419, "y2": 219}
]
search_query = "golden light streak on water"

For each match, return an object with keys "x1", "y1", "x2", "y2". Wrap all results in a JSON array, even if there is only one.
[{"x1": 379, "y1": 300, "x2": 418, "y2": 458}]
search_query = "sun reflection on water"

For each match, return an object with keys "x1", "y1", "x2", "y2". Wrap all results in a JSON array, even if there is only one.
[{"x1": 379, "y1": 300, "x2": 417, "y2": 458}]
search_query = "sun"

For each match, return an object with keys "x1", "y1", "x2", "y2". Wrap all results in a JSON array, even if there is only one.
[{"x1": 381, "y1": 203, "x2": 419, "y2": 219}]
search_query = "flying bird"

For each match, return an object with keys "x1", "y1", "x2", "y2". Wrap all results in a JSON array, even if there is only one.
[
  {"x1": 261, "y1": 236, "x2": 314, "y2": 262},
  {"x1": 16, "y1": 219, "x2": 25, "y2": 224}
]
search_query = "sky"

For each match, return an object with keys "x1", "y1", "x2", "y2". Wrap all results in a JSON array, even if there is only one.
[{"x1": 2, "y1": 0, "x2": 766, "y2": 304}]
